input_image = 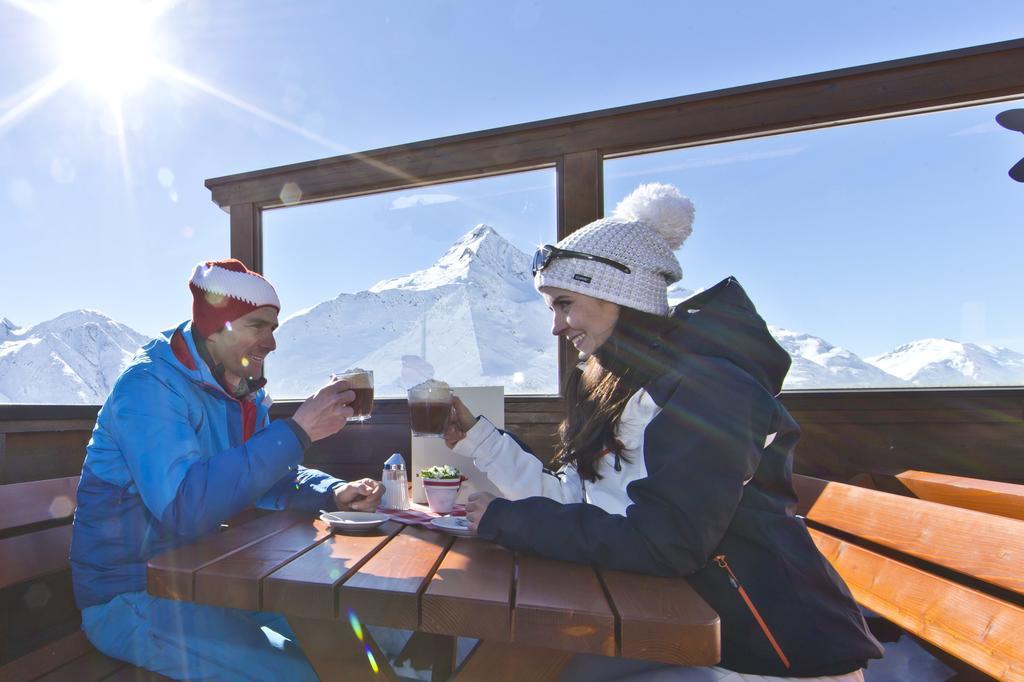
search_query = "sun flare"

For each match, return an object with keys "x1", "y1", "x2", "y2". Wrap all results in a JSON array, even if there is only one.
[{"x1": 49, "y1": 0, "x2": 161, "y2": 98}]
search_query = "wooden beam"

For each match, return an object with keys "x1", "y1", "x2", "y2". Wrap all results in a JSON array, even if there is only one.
[
  {"x1": 229, "y1": 202, "x2": 262, "y2": 272},
  {"x1": 206, "y1": 40, "x2": 1024, "y2": 210},
  {"x1": 557, "y1": 151, "x2": 603, "y2": 239},
  {"x1": 555, "y1": 151, "x2": 603, "y2": 386}
]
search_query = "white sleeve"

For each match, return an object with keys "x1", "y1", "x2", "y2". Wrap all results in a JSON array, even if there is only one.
[{"x1": 451, "y1": 417, "x2": 583, "y2": 503}]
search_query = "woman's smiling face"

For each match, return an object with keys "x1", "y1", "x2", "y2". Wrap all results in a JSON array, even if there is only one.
[{"x1": 541, "y1": 287, "x2": 620, "y2": 356}]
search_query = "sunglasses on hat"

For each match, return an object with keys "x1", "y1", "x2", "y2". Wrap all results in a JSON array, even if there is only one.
[{"x1": 531, "y1": 245, "x2": 631, "y2": 277}]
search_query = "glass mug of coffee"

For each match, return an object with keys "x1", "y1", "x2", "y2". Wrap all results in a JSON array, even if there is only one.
[
  {"x1": 407, "y1": 379, "x2": 452, "y2": 437},
  {"x1": 332, "y1": 368, "x2": 374, "y2": 422}
]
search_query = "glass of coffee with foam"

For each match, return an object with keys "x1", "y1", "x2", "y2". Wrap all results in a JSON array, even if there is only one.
[
  {"x1": 332, "y1": 368, "x2": 374, "y2": 422},
  {"x1": 408, "y1": 379, "x2": 452, "y2": 437}
]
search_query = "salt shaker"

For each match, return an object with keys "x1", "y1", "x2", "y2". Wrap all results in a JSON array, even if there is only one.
[{"x1": 380, "y1": 453, "x2": 410, "y2": 510}]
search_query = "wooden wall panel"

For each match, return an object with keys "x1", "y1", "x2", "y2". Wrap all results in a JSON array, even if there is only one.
[
  {"x1": 0, "y1": 432, "x2": 91, "y2": 485},
  {"x1": 1, "y1": 389, "x2": 1021, "y2": 486}
]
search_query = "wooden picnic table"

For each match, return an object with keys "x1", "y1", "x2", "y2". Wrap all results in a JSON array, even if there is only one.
[{"x1": 146, "y1": 510, "x2": 719, "y2": 681}]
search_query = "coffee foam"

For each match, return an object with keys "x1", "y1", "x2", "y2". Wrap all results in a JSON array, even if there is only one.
[
  {"x1": 410, "y1": 378, "x2": 450, "y2": 392},
  {"x1": 335, "y1": 368, "x2": 372, "y2": 389}
]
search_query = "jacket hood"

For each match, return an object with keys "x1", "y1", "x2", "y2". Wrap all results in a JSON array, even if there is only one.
[{"x1": 666, "y1": 277, "x2": 791, "y2": 396}]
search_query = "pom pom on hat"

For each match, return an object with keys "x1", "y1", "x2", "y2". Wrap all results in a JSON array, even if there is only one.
[
  {"x1": 189, "y1": 259, "x2": 280, "y2": 337},
  {"x1": 612, "y1": 183, "x2": 694, "y2": 250}
]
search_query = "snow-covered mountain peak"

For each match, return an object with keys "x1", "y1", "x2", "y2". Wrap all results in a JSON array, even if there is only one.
[
  {"x1": 867, "y1": 338, "x2": 1024, "y2": 386},
  {"x1": 769, "y1": 326, "x2": 906, "y2": 389},
  {"x1": 0, "y1": 318, "x2": 17, "y2": 341},
  {"x1": 0, "y1": 310, "x2": 151, "y2": 404},
  {"x1": 26, "y1": 309, "x2": 125, "y2": 336},
  {"x1": 370, "y1": 224, "x2": 531, "y2": 293}
]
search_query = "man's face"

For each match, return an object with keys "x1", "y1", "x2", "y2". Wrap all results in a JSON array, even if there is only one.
[{"x1": 205, "y1": 306, "x2": 279, "y2": 389}]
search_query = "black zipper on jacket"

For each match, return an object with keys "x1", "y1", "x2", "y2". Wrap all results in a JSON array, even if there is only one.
[{"x1": 713, "y1": 554, "x2": 791, "y2": 670}]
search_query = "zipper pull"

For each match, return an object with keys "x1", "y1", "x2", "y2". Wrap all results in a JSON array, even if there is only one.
[
  {"x1": 713, "y1": 554, "x2": 739, "y2": 588},
  {"x1": 712, "y1": 553, "x2": 791, "y2": 670}
]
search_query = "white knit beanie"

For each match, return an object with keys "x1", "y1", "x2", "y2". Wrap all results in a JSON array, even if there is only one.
[{"x1": 534, "y1": 183, "x2": 694, "y2": 315}]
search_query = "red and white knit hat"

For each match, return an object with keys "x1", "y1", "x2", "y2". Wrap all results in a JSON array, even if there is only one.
[{"x1": 188, "y1": 259, "x2": 281, "y2": 337}]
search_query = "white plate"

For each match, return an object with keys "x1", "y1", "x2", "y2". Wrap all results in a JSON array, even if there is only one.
[
  {"x1": 430, "y1": 516, "x2": 473, "y2": 537},
  {"x1": 319, "y1": 511, "x2": 389, "y2": 533}
]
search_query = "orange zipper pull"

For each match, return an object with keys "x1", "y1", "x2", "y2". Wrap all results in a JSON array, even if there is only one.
[{"x1": 712, "y1": 553, "x2": 791, "y2": 670}]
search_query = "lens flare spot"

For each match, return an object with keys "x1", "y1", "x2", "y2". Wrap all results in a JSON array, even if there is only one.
[
  {"x1": 348, "y1": 609, "x2": 364, "y2": 641},
  {"x1": 24, "y1": 584, "x2": 51, "y2": 609},
  {"x1": 49, "y1": 495, "x2": 74, "y2": 518},
  {"x1": 329, "y1": 568, "x2": 341, "y2": 581},
  {"x1": 241, "y1": 357, "x2": 250, "y2": 368},
  {"x1": 280, "y1": 181, "x2": 302, "y2": 205},
  {"x1": 364, "y1": 646, "x2": 379, "y2": 674},
  {"x1": 157, "y1": 167, "x2": 175, "y2": 187},
  {"x1": 223, "y1": 320, "x2": 232, "y2": 331},
  {"x1": 512, "y1": 371, "x2": 525, "y2": 384},
  {"x1": 204, "y1": 291, "x2": 227, "y2": 307}
]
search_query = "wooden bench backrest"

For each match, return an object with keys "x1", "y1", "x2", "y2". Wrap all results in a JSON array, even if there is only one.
[
  {"x1": 890, "y1": 470, "x2": 1024, "y2": 521},
  {"x1": 793, "y1": 473, "x2": 1024, "y2": 681},
  {"x1": 793, "y1": 474, "x2": 1024, "y2": 596},
  {"x1": 0, "y1": 476, "x2": 79, "y2": 591}
]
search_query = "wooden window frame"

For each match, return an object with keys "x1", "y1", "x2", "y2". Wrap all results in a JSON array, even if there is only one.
[{"x1": 204, "y1": 38, "x2": 1024, "y2": 393}]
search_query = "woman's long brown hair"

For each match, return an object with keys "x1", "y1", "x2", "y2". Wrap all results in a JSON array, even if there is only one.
[{"x1": 553, "y1": 306, "x2": 675, "y2": 481}]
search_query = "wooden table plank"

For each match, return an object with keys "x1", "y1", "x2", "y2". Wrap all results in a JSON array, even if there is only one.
[
  {"x1": 599, "y1": 568, "x2": 720, "y2": 666},
  {"x1": 513, "y1": 554, "x2": 616, "y2": 656},
  {"x1": 147, "y1": 511, "x2": 305, "y2": 600},
  {"x1": 194, "y1": 516, "x2": 331, "y2": 610},
  {"x1": 262, "y1": 521, "x2": 403, "y2": 619},
  {"x1": 421, "y1": 537, "x2": 515, "y2": 642},
  {"x1": 338, "y1": 525, "x2": 452, "y2": 630}
]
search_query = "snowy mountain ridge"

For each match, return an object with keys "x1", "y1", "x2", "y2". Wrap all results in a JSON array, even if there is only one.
[{"x1": 2, "y1": 226, "x2": 1021, "y2": 403}]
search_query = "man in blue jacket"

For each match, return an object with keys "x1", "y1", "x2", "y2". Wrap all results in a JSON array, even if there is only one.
[{"x1": 70, "y1": 258, "x2": 384, "y2": 680}]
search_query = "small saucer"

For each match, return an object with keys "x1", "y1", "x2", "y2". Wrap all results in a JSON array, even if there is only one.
[
  {"x1": 319, "y1": 511, "x2": 389, "y2": 533},
  {"x1": 430, "y1": 516, "x2": 473, "y2": 537}
]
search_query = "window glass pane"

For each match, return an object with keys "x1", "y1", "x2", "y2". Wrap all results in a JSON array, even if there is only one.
[
  {"x1": 605, "y1": 100, "x2": 1024, "y2": 389},
  {"x1": 262, "y1": 170, "x2": 558, "y2": 399},
  {"x1": 0, "y1": 197, "x2": 219, "y2": 405}
]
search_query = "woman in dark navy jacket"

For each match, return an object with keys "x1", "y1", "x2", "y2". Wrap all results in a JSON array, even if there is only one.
[{"x1": 445, "y1": 184, "x2": 883, "y2": 681}]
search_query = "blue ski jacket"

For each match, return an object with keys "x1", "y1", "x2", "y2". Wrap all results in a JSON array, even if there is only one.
[{"x1": 71, "y1": 321, "x2": 343, "y2": 609}]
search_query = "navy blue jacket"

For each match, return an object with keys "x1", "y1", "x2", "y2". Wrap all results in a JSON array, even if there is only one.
[{"x1": 478, "y1": 277, "x2": 884, "y2": 676}]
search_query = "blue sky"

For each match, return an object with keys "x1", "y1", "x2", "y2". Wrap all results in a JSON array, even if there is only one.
[{"x1": 2, "y1": 0, "x2": 1023, "y2": 357}]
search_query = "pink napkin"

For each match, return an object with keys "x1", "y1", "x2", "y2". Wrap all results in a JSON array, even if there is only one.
[{"x1": 379, "y1": 502, "x2": 466, "y2": 526}]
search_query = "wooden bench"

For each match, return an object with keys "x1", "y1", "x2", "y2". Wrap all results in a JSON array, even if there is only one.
[
  {"x1": 793, "y1": 473, "x2": 1024, "y2": 681},
  {"x1": 0, "y1": 476, "x2": 170, "y2": 681},
  {"x1": 851, "y1": 469, "x2": 1024, "y2": 522}
]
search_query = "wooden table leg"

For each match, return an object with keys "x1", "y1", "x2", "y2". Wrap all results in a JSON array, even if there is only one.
[
  {"x1": 394, "y1": 631, "x2": 457, "y2": 682},
  {"x1": 454, "y1": 641, "x2": 574, "y2": 681},
  {"x1": 288, "y1": 616, "x2": 399, "y2": 682}
]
